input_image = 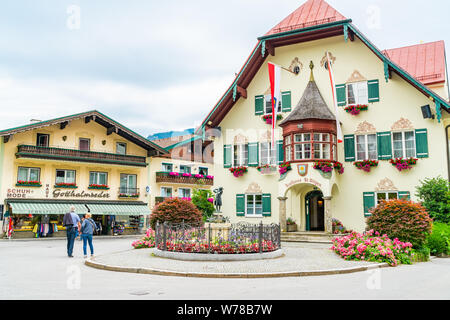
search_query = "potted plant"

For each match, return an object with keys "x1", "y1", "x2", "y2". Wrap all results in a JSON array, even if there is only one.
[
  {"x1": 286, "y1": 217, "x2": 297, "y2": 232},
  {"x1": 257, "y1": 164, "x2": 277, "y2": 175}
]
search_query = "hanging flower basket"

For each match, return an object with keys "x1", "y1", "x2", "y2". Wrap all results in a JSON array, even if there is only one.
[
  {"x1": 389, "y1": 157, "x2": 418, "y2": 171},
  {"x1": 354, "y1": 160, "x2": 379, "y2": 172},
  {"x1": 344, "y1": 104, "x2": 368, "y2": 116},
  {"x1": 257, "y1": 164, "x2": 277, "y2": 174},
  {"x1": 262, "y1": 114, "x2": 283, "y2": 125},
  {"x1": 16, "y1": 180, "x2": 42, "y2": 187},
  {"x1": 229, "y1": 166, "x2": 248, "y2": 177},
  {"x1": 313, "y1": 161, "x2": 344, "y2": 175},
  {"x1": 278, "y1": 162, "x2": 292, "y2": 175}
]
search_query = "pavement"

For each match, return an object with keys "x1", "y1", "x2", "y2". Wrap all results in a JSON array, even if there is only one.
[{"x1": 1, "y1": 237, "x2": 449, "y2": 299}]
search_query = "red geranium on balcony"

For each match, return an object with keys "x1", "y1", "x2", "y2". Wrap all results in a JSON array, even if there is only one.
[
  {"x1": 88, "y1": 184, "x2": 110, "y2": 190},
  {"x1": 16, "y1": 180, "x2": 42, "y2": 187},
  {"x1": 54, "y1": 182, "x2": 77, "y2": 188}
]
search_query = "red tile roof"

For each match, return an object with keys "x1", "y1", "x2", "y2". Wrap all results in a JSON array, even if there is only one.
[
  {"x1": 266, "y1": 0, "x2": 347, "y2": 36},
  {"x1": 383, "y1": 41, "x2": 446, "y2": 85}
]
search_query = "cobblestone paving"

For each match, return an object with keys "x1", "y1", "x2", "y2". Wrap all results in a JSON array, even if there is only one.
[{"x1": 92, "y1": 242, "x2": 376, "y2": 274}]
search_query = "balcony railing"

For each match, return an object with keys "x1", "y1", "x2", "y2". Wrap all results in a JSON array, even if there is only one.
[
  {"x1": 118, "y1": 187, "x2": 140, "y2": 198},
  {"x1": 16, "y1": 145, "x2": 147, "y2": 167},
  {"x1": 155, "y1": 172, "x2": 213, "y2": 186}
]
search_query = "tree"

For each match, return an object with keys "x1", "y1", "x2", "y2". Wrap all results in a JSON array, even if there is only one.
[
  {"x1": 192, "y1": 189, "x2": 215, "y2": 221},
  {"x1": 415, "y1": 176, "x2": 450, "y2": 224},
  {"x1": 149, "y1": 198, "x2": 202, "y2": 229}
]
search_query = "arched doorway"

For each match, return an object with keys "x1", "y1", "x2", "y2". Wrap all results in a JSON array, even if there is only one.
[{"x1": 305, "y1": 190, "x2": 324, "y2": 231}]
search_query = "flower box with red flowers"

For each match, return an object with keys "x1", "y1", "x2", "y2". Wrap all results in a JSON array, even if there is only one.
[
  {"x1": 88, "y1": 184, "x2": 110, "y2": 190},
  {"x1": 354, "y1": 159, "x2": 379, "y2": 172},
  {"x1": 257, "y1": 164, "x2": 277, "y2": 174},
  {"x1": 16, "y1": 180, "x2": 42, "y2": 187},
  {"x1": 344, "y1": 104, "x2": 368, "y2": 115},
  {"x1": 389, "y1": 157, "x2": 418, "y2": 172},
  {"x1": 54, "y1": 183, "x2": 78, "y2": 188},
  {"x1": 278, "y1": 162, "x2": 292, "y2": 175},
  {"x1": 314, "y1": 161, "x2": 344, "y2": 174},
  {"x1": 261, "y1": 114, "x2": 283, "y2": 125},
  {"x1": 229, "y1": 166, "x2": 248, "y2": 177}
]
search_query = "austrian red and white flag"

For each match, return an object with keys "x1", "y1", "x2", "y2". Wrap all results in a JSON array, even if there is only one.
[
  {"x1": 326, "y1": 51, "x2": 343, "y2": 143},
  {"x1": 268, "y1": 62, "x2": 281, "y2": 149}
]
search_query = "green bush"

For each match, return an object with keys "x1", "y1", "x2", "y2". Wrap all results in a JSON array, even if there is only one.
[
  {"x1": 191, "y1": 189, "x2": 215, "y2": 221},
  {"x1": 416, "y1": 176, "x2": 450, "y2": 223},
  {"x1": 426, "y1": 223, "x2": 450, "y2": 256},
  {"x1": 149, "y1": 197, "x2": 203, "y2": 229},
  {"x1": 366, "y1": 199, "x2": 433, "y2": 248}
]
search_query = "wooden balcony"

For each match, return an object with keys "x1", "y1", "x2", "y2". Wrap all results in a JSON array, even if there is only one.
[
  {"x1": 16, "y1": 145, "x2": 147, "y2": 167},
  {"x1": 155, "y1": 172, "x2": 213, "y2": 186}
]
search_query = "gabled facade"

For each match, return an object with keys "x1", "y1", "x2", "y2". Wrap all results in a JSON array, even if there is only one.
[
  {"x1": 197, "y1": 0, "x2": 450, "y2": 233},
  {"x1": 0, "y1": 110, "x2": 167, "y2": 238}
]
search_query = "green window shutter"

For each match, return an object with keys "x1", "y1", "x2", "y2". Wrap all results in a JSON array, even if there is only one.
[
  {"x1": 248, "y1": 142, "x2": 259, "y2": 167},
  {"x1": 398, "y1": 191, "x2": 410, "y2": 201},
  {"x1": 336, "y1": 84, "x2": 346, "y2": 106},
  {"x1": 281, "y1": 91, "x2": 291, "y2": 112},
  {"x1": 255, "y1": 95, "x2": 264, "y2": 115},
  {"x1": 415, "y1": 129, "x2": 429, "y2": 158},
  {"x1": 276, "y1": 140, "x2": 284, "y2": 164},
  {"x1": 236, "y1": 194, "x2": 245, "y2": 216},
  {"x1": 223, "y1": 145, "x2": 232, "y2": 168},
  {"x1": 344, "y1": 134, "x2": 355, "y2": 162},
  {"x1": 262, "y1": 194, "x2": 271, "y2": 216},
  {"x1": 363, "y1": 192, "x2": 376, "y2": 217},
  {"x1": 368, "y1": 79, "x2": 380, "y2": 103},
  {"x1": 377, "y1": 131, "x2": 392, "y2": 160}
]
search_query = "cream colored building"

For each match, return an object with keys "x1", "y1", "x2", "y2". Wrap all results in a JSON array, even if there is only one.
[
  {"x1": 196, "y1": 0, "x2": 450, "y2": 233},
  {"x1": 0, "y1": 110, "x2": 166, "y2": 238}
]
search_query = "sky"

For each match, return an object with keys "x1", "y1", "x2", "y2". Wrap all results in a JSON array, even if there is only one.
[{"x1": 0, "y1": 0, "x2": 448, "y2": 137}]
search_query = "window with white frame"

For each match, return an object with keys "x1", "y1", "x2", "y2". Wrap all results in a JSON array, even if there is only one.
[
  {"x1": 161, "y1": 187, "x2": 172, "y2": 198},
  {"x1": 347, "y1": 81, "x2": 368, "y2": 105},
  {"x1": 233, "y1": 144, "x2": 248, "y2": 167},
  {"x1": 178, "y1": 188, "x2": 191, "y2": 198},
  {"x1": 376, "y1": 191, "x2": 398, "y2": 204},
  {"x1": 116, "y1": 142, "x2": 127, "y2": 155},
  {"x1": 18, "y1": 167, "x2": 40, "y2": 182},
  {"x1": 89, "y1": 172, "x2": 108, "y2": 185},
  {"x1": 313, "y1": 133, "x2": 330, "y2": 159},
  {"x1": 260, "y1": 142, "x2": 276, "y2": 165},
  {"x1": 179, "y1": 165, "x2": 191, "y2": 174},
  {"x1": 264, "y1": 94, "x2": 282, "y2": 115},
  {"x1": 392, "y1": 131, "x2": 415, "y2": 158},
  {"x1": 161, "y1": 163, "x2": 173, "y2": 172},
  {"x1": 294, "y1": 133, "x2": 311, "y2": 160},
  {"x1": 56, "y1": 169, "x2": 76, "y2": 184},
  {"x1": 246, "y1": 194, "x2": 262, "y2": 217},
  {"x1": 356, "y1": 134, "x2": 377, "y2": 160},
  {"x1": 198, "y1": 167, "x2": 208, "y2": 176}
]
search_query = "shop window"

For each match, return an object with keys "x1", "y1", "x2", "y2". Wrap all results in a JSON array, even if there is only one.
[
  {"x1": 392, "y1": 131, "x2": 416, "y2": 158},
  {"x1": 89, "y1": 172, "x2": 108, "y2": 185},
  {"x1": 233, "y1": 144, "x2": 248, "y2": 167},
  {"x1": 356, "y1": 134, "x2": 377, "y2": 161},
  {"x1": 120, "y1": 174, "x2": 137, "y2": 194},
  {"x1": 178, "y1": 188, "x2": 191, "y2": 198},
  {"x1": 161, "y1": 163, "x2": 173, "y2": 172},
  {"x1": 79, "y1": 138, "x2": 90, "y2": 151},
  {"x1": 246, "y1": 194, "x2": 263, "y2": 217},
  {"x1": 36, "y1": 133, "x2": 49, "y2": 147},
  {"x1": 116, "y1": 142, "x2": 127, "y2": 155},
  {"x1": 347, "y1": 81, "x2": 368, "y2": 105},
  {"x1": 18, "y1": 167, "x2": 40, "y2": 182},
  {"x1": 55, "y1": 169, "x2": 76, "y2": 184},
  {"x1": 198, "y1": 167, "x2": 208, "y2": 176},
  {"x1": 180, "y1": 165, "x2": 191, "y2": 174},
  {"x1": 161, "y1": 187, "x2": 172, "y2": 198}
]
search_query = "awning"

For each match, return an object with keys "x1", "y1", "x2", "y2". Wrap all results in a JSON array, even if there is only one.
[
  {"x1": 86, "y1": 203, "x2": 151, "y2": 216},
  {"x1": 9, "y1": 202, "x2": 88, "y2": 215}
]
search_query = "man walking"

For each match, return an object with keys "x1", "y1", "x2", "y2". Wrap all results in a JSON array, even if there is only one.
[{"x1": 63, "y1": 206, "x2": 81, "y2": 257}]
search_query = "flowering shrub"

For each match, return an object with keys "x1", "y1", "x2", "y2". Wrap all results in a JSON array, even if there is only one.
[
  {"x1": 192, "y1": 189, "x2": 215, "y2": 221},
  {"x1": 132, "y1": 228, "x2": 156, "y2": 249},
  {"x1": 229, "y1": 166, "x2": 248, "y2": 177},
  {"x1": 16, "y1": 180, "x2": 41, "y2": 186},
  {"x1": 150, "y1": 197, "x2": 203, "y2": 229},
  {"x1": 314, "y1": 161, "x2": 344, "y2": 174},
  {"x1": 332, "y1": 218, "x2": 353, "y2": 234},
  {"x1": 344, "y1": 104, "x2": 368, "y2": 115},
  {"x1": 278, "y1": 162, "x2": 292, "y2": 175},
  {"x1": 180, "y1": 197, "x2": 192, "y2": 201},
  {"x1": 262, "y1": 114, "x2": 283, "y2": 125},
  {"x1": 331, "y1": 230, "x2": 413, "y2": 266},
  {"x1": 159, "y1": 239, "x2": 277, "y2": 254},
  {"x1": 366, "y1": 199, "x2": 432, "y2": 248},
  {"x1": 389, "y1": 157, "x2": 418, "y2": 171},
  {"x1": 354, "y1": 159, "x2": 379, "y2": 172}
]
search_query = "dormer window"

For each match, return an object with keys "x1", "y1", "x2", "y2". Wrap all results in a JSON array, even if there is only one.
[{"x1": 347, "y1": 81, "x2": 368, "y2": 105}]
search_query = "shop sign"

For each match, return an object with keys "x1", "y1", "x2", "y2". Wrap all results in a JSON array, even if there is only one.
[
  {"x1": 7, "y1": 188, "x2": 34, "y2": 198},
  {"x1": 53, "y1": 189, "x2": 110, "y2": 199},
  {"x1": 285, "y1": 177, "x2": 322, "y2": 189}
]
